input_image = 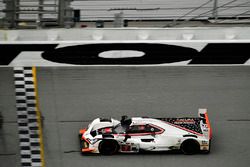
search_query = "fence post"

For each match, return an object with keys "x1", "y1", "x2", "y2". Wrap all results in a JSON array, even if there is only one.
[{"x1": 213, "y1": 0, "x2": 218, "y2": 21}]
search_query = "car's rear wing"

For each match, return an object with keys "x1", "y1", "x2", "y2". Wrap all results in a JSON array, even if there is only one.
[{"x1": 198, "y1": 109, "x2": 212, "y2": 140}]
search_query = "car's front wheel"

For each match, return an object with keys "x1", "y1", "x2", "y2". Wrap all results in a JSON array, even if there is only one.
[{"x1": 98, "y1": 140, "x2": 119, "y2": 155}]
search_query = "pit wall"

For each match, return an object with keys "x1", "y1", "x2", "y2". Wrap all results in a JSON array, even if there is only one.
[{"x1": 0, "y1": 27, "x2": 250, "y2": 42}]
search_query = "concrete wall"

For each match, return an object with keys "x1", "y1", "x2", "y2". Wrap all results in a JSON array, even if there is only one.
[{"x1": 0, "y1": 27, "x2": 250, "y2": 42}]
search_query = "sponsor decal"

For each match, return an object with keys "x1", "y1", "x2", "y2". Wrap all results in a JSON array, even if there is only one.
[{"x1": 174, "y1": 119, "x2": 195, "y2": 124}]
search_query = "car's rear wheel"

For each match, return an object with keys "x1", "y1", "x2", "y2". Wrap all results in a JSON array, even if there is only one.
[
  {"x1": 98, "y1": 140, "x2": 119, "y2": 155},
  {"x1": 181, "y1": 139, "x2": 200, "y2": 155}
]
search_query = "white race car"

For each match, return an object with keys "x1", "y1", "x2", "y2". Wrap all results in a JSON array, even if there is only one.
[{"x1": 79, "y1": 109, "x2": 212, "y2": 155}]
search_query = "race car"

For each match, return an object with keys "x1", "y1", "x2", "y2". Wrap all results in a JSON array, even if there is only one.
[{"x1": 79, "y1": 108, "x2": 212, "y2": 155}]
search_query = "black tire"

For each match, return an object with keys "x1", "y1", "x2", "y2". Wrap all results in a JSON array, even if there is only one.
[
  {"x1": 181, "y1": 139, "x2": 200, "y2": 155},
  {"x1": 98, "y1": 140, "x2": 119, "y2": 155}
]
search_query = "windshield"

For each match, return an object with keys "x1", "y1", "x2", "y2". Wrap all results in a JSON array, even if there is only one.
[{"x1": 113, "y1": 123, "x2": 126, "y2": 134}]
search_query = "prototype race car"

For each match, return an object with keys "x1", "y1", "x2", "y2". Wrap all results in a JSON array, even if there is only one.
[{"x1": 79, "y1": 108, "x2": 212, "y2": 155}]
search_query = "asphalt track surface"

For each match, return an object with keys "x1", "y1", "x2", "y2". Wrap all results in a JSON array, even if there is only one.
[
  {"x1": 0, "y1": 68, "x2": 20, "y2": 167},
  {"x1": 1, "y1": 66, "x2": 250, "y2": 167},
  {"x1": 35, "y1": 66, "x2": 250, "y2": 167}
]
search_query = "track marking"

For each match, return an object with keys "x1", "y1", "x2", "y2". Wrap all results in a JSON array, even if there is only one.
[
  {"x1": 14, "y1": 67, "x2": 45, "y2": 167},
  {"x1": 32, "y1": 67, "x2": 45, "y2": 167}
]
